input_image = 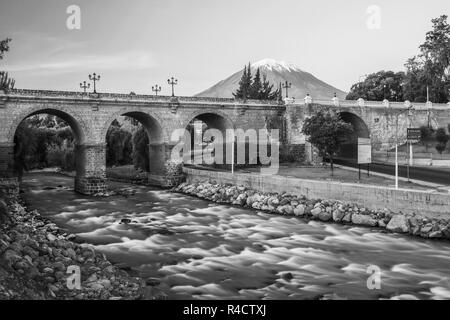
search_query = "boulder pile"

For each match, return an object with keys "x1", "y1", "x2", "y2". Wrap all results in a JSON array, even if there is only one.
[
  {"x1": 0, "y1": 199, "x2": 149, "y2": 300},
  {"x1": 174, "y1": 182, "x2": 450, "y2": 240}
]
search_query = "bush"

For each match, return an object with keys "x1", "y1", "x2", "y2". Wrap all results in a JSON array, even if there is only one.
[
  {"x1": 46, "y1": 143, "x2": 75, "y2": 171},
  {"x1": 165, "y1": 160, "x2": 183, "y2": 176}
]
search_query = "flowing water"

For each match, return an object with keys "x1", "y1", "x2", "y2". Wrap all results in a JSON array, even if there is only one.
[{"x1": 21, "y1": 172, "x2": 450, "y2": 300}]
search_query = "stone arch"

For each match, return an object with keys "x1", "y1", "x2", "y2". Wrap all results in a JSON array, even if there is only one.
[
  {"x1": 102, "y1": 109, "x2": 167, "y2": 177},
  {"x1": 337, "y1": 111, "x2": 370, "y2": 159},
  {"x1": 6, "y1": 106, "x2": 94, "y2": 193},
  {"x1": 182, "y1": 110, "x2": 235, "y2": 134},
  {"x1": 7, "y1": 106, "x2": 87, "y2": 145},
  {"x1": 101, "y1": 108, "x2": 167, "y2": 144},
  {"x1": 183, "y1": 110, "x2": 238, "y2": 167}
]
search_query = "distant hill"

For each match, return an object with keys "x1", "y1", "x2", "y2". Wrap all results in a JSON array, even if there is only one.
[{"x1": 196, "y1": 58, "x2": 347, "y2": 100}]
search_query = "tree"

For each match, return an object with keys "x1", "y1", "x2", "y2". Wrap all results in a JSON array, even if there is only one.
[
  {"x1": 233, "y1": 63, "x2": 280, "y2": 100},
  {"x1": 346, "y1": 71, "x2": 405, "y2": 101},
  {"x1": 233, "y1": 63, "x2": 252, "y2": 100},
  {"x1": 132, "y1": 126, "x2": 149, "y2": 171},
  {"x1": 259, "y1": 74, "x2": 280, "y2": 100},
  {"x1": 302, "y1": 110, "x2": 353, "y2": 175},
  {"x1": 405, "y1": 15, "x2": 450, "y2": 103},
  {"x1": 0, "y1": 38, "x2": 14, "y2": 91},
  {"x1": 420, "y1": 125, "x2": 435, "y2": 151},
  {"x1": 435, "y1": 127, "x2": 448, "y2": 157},
  {"x1": 106, "y1": 121, "x2": 132, "y2": 166},
  {"x1": 0, "y1": 38, "x2": 11, "y2": 59},
  {"x1": 249, "y1": 68, "x2": 262, "y2": 99}
]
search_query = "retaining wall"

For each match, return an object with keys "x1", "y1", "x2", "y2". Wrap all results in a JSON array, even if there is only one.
[{"x1": 183, "y1": 167, "x2": 450, "y2": 219}]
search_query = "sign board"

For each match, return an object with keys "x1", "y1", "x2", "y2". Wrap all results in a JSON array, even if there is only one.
[
  {"x1": 407, "y1": 128, "x2": 421, "y2": 142},
  {"x1": 357, "y1": 138, "x2": 371, "y2": 164}
]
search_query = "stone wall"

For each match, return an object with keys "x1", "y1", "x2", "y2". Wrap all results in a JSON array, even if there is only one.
[{"x1": 183, "y1": 167, "x2": 450, "y2": 219}]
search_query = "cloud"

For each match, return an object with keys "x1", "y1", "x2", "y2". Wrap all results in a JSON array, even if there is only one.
[
  {"x1": 6, "y1": 51, "x2": 156, "y2": 74},
  {"x1": 1, "y1": 31, "x2": 156, "y2": 75}
]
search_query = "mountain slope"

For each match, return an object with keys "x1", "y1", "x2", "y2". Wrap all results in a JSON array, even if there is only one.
[{"x1": 196, "y1": 58, "x2": 347, "y2": 100}]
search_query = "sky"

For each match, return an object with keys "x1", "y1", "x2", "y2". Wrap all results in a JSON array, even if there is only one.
[{"x1": 0, "y1": 0, "x2": 449, "y2": 96}]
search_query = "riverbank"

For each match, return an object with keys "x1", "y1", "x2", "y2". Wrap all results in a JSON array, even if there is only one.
[
  {"x1": 0, "y1": 197, "x2": 150, "y2": 300},
  {"x1": 173, "y1": 181, "x2": 450, "y2": 240}
]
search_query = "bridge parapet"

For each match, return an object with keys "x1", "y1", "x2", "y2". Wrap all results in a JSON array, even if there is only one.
[
  {"x1": 292, "y1": 96, "x2": 450, "y2": 110},
  {"x1": 1, "y1": 89, "x2": 282, "y2": 108}
]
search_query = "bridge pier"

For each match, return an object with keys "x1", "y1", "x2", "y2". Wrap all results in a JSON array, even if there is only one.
[
  {"x1": 74, "y1": 143, "x2": 107, "y2": 195},
  {"x1": 148, "y1": 142, "x2": 175, "y2": 186},
  {"x1": 0, "y1": 143, "x2": 19, "y2": 199}
]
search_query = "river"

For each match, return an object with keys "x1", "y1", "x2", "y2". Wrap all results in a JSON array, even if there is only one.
[{"x1": 21, "y1": 172, "x2": 450, "y2": 300}]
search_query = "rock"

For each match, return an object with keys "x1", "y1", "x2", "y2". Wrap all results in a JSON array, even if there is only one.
[
  {"x1": 281, "y1": 272, "x2": 293, "y2": 281},
  {"x1": 429, "y1": 231, "x2": 442, "y2": 238},
  {"x1": 332, "y1": 209, "x2": 345, "y2": 222},
  {"x1": 310, "y1": 207, "x2": 322, "y2": 218},
  {"x1": 318, "y1": 211, "x2": 332, "y2": 222},
  {"x1": 342, "y1": 213, "x2": 352, "y2": 223},
  {"x1": 386, "y1": 215, "x2": 410, "y2": 233},
  {"x1": 351, "y1": 214, "x2": 377, "y2": 227},
  {"x1": 293, "y1": 205, "x2": 305, "y2": 217},
  {"x1": 46, "y1": 233, "x2": 57, "y2": 242},
  {"x1": 378, "y1": 220, "x2": 386, "y2": 228},
  {"x1": 3, "y1": 250, "x2": 22, "y2": 266}
]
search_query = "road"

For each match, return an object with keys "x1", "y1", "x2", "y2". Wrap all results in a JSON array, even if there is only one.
[{"x1": 332, "y1": 158, "x2": 450, "y2": 186}]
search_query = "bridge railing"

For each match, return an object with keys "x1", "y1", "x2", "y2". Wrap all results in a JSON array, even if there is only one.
[
  {"x1": 290, "y1": 95, "x2": 450, "y2": 110},
  {"x1": 2, "y1": 89, "x2": 282, "y2": 106}
]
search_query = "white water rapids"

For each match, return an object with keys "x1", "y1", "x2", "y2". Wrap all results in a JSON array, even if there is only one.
[{"x1": 22, "y1": 173, "x2": 450, "y2": 300}]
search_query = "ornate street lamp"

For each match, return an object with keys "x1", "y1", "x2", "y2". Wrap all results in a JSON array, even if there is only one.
[
  {"x1": 168, "y1": 77, "x2": 178, "y2": 97},
  {"x1": 89, "y1": 73, "x2": 101, "y2": 93}
]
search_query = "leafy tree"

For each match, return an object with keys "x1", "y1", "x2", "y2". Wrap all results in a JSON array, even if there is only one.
[
  {"x1": 346, "y1": 71, "x2": 405, "y2": 101},
  {"x1": 132, "y1": 126, "x2": 149, "y2": 171},
  {"x1": 436, "y1": 142, "x2": 446, "y2": 156},
  {"x1": 0, "y1": 38, "x2": 11, "y2": 59},
  {"x1": 404, "y1": 15, "x2": 450, "y2": 103},
  {"x1": 420, "y1": 125, "x2": 435, "y2": 151},
  {"x1": 301, "y1": 110, "x2": 353, "y2": 175},
  {"x1": 435, "y1": 127, "x2": 448, "y2": 157},
  {"x1": 106, "y1": 120, "x2": 132, "y2": 166},
  {"x1": 0, "y1": 38, "x2": 14, "y2": 91}
]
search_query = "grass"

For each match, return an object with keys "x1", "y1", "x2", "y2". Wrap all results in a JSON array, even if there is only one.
[{"x1": 240, "y1": 163, "x2": 429, "y2": 190}]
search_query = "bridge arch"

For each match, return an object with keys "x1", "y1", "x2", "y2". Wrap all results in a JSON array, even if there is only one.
[
  {"x1": 182, "y1": 110, "x2": 235, "y2": 134},
  {"x1": 102, "y1": 109, "x2": 167, "y2": 179},
  {"x1": 6, "y1": 107, "x2": 95, "y2": 193},
  {"x1": 7, "y1": 106, "x2": 87, "y2": 145},
  {"x1": 337, "y1": 111, "x2": 370, "y2": 160},
  {"x1": 182, "y1": 111, "x2": 237, "y2": 167}
]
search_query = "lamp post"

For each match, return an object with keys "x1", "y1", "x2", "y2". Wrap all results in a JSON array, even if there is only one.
[
  {"x1": 282, "y1": 81, "x2": 292, "y2": 98},
  {"x1": 152, "y1": 84, "x2": 161, "y2": 96},
  {"x1": 394, "y1": 105, "x2": 414, "y2": 189},
  {"x1": 80, "y1": 81, "x2": 90, "y2": 93},
  {"x1": 167, "y1": 77, "x2": 178, "y2": 97},
  {"x1": 88, "y1": 73, "x2": 101, "y2": 93}
]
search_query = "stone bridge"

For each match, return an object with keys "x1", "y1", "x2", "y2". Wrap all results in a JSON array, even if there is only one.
[
  {"x1": 0, "y1": 89, "x2": 284, "y2": 194},
  {"x1": 286, "y1": 96, "x2": 450, "y2": 159},
  {"x1": 1, "y1": 89, "x2": 449, "y2": 195}
]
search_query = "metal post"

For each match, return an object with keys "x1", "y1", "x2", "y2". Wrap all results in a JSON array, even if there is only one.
[
  {"x1": 407, "y1": 141, "x2": 410, "y2": 182},
  {"x1": 358, "y1": 164, "x2": 361, "y2": 180},
  {"x1": 231, "y1": 137, "x2": 235, "y2": 174},
  {"x1": 395, "y1": 114, "x2": 399, "y2": 189}
]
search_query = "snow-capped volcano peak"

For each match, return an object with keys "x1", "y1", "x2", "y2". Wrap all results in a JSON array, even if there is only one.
[{"x1": 251, "y1": 58, "x2": 302, "y2": 72}]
